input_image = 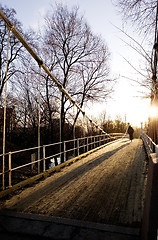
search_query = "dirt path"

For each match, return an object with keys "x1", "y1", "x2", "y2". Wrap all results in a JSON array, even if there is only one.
[{"x1": 3, "y1": 138, "x2": 148, "y2": 227}]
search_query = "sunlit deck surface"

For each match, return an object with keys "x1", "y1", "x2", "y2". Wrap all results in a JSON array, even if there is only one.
[{"x1": 3, "y1": 138, "x2": 147, "y2": 228}]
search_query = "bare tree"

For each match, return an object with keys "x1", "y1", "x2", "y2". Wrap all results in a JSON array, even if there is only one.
[
  {"x1": 115, "y1": 0, "x2": 157, "y2": 38},
  {"x1": 38, "y1": 43, "x2": 60, "y2": 143},
  {"x1": 114, "y1": 1, "x2": 158, "y2": 98},
  {"x1": 70, "y1": 44, "x2": 113, "y2": 133},
  {"x1": 42, "y1": 4, "x2": 113, "y2": 152},
  {"x1": 0, "y1": 5, "x2": 25, "y2": 97}
]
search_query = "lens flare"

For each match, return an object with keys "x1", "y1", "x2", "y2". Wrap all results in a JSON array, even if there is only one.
[{"x1": 149, "y1": 106, "x2": 158, "y2": 118}]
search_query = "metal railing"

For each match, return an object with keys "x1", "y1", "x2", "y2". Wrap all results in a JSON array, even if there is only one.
[
  {"x1": 141, "y1": 132, "x2": 158, "y2": 154},
  {"x1": 0, "y1": 133, "x2": 124, "y2": 191}
]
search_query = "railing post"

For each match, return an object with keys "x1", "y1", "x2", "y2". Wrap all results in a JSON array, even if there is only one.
[
  {"x1": 74, "y1": 139, "x2": 76, "y2": 156},
  {"x1": 9, "y1": 152, "x2": 12, "y2": 188},
  {"x1": 31, "y1": 153, "x2": 35, "y2": 171},
  {"x1": 153, "y1": 144, "x2": 155, "y2": 153},
  {"x1": 60, "y1": 142, "x2": 62, "y2": 163},
  {"x1": 64, "y1": 141, "x2": 66, "y2": 162},
  {"x1": 43, "y1": 145, "x2": 46, "y2": 172},
  {"x1": 2, "y1": 154, "x2": 5, "y2": 190},
  {"x1": 151, "y1": 140, "x2": 153, "y2": 152},
  {"x1": 84, "y1": 137, "x2": 85, "y2": 153},
  {"x1": 77, "y1": 139, "x2": 79, "y2": 156},
  {"x1": 155, "y1": 145, "x2": 158, "y2": 156},
  {"x1": 38, "y1": 146, "x2": 40, "y2": 174},
  {"x1": 87, "y1": 137, "x2": 89, "y2": 152},
  {"x1": 141, "y1": 122, "x2": 143, "y2": 137},
  {"x1": 147, "y1": 137, "x2": 149, "y2": 150}
]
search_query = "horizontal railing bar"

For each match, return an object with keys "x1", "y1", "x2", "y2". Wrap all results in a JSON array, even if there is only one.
[
  {"x1": 0, "y1": 153, "x2": 9, "y2": 158},
  {"x1": 0, "y1": 133, "x2": 123, "y2": 158},
  {"x1": 79, "y1": 144, "x2": 88, "y2": 149},
  {"x1": 11, "y1": 162, "x2": 33, "y2": 171},
  {"x1": 141, "y1": 133, "x2": 157, "y2": 154},
  {"x1": 44, "y1": 142, "x2": 62, "y2": 148},
  {"x1": 64, "y1": 134, "x2": 123, "y2": 143},
  {"x1": 9, "y1": 146, "x2": 41, "y2": 155},
  {"x1": 0, "y1": 170, "x2": 10, "y2": 175},
  {"x1": 45, "y1": 152, "x2": 63, "y2": 161},
  {"x1": 145, "y1": 134, "x2": 156, "y2": 146},
  {"x1": 65, "y1": 148, "x2": 76, "y2": 153},
  {"x1": 11, "y1": 158, "x2": 44, "y2": 172},
  {"x1": 64, "y1": 139, "x2": 76, "y2": 144}
]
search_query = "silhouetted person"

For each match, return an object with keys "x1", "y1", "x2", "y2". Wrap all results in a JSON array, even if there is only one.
[{"x1": 127, "y1": 124, "x2": 134, "y2": 142}]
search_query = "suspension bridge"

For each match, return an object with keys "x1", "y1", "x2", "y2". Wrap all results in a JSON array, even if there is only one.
[{"x1": 0, "y1": 9, "x2": 158, "y2": 240}]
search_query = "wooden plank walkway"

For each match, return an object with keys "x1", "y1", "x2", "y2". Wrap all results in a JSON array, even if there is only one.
[{"x1": 2, "y1": 138, "x2": 148, "y2": 228}]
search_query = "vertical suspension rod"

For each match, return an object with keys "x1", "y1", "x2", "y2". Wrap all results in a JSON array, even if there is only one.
[
  {"x1": 2, "y1": 27, "x2": 10, "y2": 190},
  {"x1": 38, "y1": 66, "x2": 41, "y2": 174}
]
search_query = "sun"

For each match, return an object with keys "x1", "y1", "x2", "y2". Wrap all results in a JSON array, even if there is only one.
[{"x1": 149, "y1": 106, "x2": 158, "y2": 118}]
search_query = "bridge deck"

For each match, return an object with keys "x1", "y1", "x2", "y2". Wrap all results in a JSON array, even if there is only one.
[{"x1": 3, "y1": 138, "x2": 147, "y2": 227}]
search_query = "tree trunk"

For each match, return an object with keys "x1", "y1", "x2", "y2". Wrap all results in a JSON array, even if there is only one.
[{"x1": 70, "y1": 93, "x2": 85, "y2": 138}]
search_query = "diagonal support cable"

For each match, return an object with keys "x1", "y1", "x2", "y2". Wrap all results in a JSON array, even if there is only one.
[{"x1": 0, "y1": 9, "x2": 111, "y2": 136}]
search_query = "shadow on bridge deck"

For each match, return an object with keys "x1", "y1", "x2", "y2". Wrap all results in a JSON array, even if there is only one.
[
  {"x1": 0, "y1": 138, "x2": 148, "y2": 239},
  {"x1": 0, "y1": 210, "x2": 140, "y2": 240}
]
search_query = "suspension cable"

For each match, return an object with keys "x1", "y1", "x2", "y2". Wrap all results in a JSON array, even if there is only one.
[
  {"x1": 2, "y1": 26, "x2": 10, "y2": 190},
  {"x1": 0, "y1": 9, "x2": 111, "y2": 137}
]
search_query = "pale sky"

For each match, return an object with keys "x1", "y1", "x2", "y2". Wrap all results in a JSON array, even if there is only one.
[{"x1": 0, "y1": 0, "x2": 151, "y2": 126}]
